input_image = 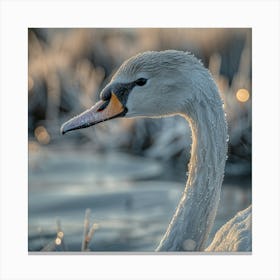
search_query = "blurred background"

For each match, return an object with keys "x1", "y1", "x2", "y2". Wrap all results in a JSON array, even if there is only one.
[{"x1": 28, "y1": 28, "x2": 252, "y2": 252}]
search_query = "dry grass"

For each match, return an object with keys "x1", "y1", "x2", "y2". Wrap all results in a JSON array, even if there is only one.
[
  {"x1": 28, "y1": 28, "x2": 251, "y2": 172},
  {"x1": 81, "y1": 209, "x2": 99, "y2": 251},
  {"x1": 39, "y1": 209, "x2": 99, "y2": 252}
]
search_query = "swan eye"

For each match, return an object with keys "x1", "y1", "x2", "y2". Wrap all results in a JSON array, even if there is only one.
[{"x1": 135, "y1": 78, "x2": 147, "y2": 86}]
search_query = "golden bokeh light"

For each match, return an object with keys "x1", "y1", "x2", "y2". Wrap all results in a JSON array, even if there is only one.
[
  {"x1": 28, "y1": 141, "x2": 40, "y2": 152},
  {"x1": 57, "y1": 231, "x2": 64, "y2": 238},
  {"x1": 34, "y1": 126, "x2": 50, "y2": 145},
  {"x1": 236, "y1": 88, "x2": 250, "y2": 103},
  {"x1": 55, "y1": 237, "x2": 62, "y2": 245}
]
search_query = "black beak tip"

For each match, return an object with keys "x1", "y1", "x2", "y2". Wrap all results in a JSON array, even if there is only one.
[{"x1": 60, "y1": 123, "x2": 67, "y2": 135}]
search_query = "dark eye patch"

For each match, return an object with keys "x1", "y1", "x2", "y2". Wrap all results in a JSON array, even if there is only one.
[{"x1": 135, "y1": 78, "x2": 147, "y2": 86}]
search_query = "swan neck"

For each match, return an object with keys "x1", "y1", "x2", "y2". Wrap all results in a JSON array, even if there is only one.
[{"x1": 157, "y1": 98, "x2": 228, "y2": 251}]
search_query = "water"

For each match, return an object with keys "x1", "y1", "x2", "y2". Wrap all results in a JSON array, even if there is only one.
[{"x1": 28, "y1": 146, "x2": 251, "y2": 252}]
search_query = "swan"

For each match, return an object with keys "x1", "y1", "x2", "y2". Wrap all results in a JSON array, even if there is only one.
[{"x1": 61, "y1": 50, "x2": 252, "y2": 252}]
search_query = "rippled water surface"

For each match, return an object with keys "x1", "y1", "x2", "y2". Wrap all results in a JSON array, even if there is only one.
[{"x1": 29, "y1": 148, "x2": 251, "y2": 252}]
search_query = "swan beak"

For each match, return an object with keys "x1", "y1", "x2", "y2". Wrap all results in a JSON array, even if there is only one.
[{"x1": 61, "y1": 93, "x2": 126, "y2": 135}]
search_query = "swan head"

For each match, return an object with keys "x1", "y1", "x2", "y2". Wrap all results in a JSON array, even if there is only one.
[{"x1": 61, "y1": 50, "x2": 211, "y2": 134}]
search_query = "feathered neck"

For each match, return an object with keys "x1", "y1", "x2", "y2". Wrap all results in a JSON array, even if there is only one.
[{"x1": 156, "y1": 82, "x2": 228, "y2": 251}]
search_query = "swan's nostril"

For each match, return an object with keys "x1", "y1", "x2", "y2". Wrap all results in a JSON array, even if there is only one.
[{"x1": 97, "y1": 100, "x2": 109, "y2": 112}]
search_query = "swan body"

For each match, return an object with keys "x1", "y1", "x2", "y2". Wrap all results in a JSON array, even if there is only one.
[
  {"x1": 61, "y1": 50, "x2": 252, "y2": 252},
  {"x1": 206, "y1": 205, "x2": 252, "y2": 251}
]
